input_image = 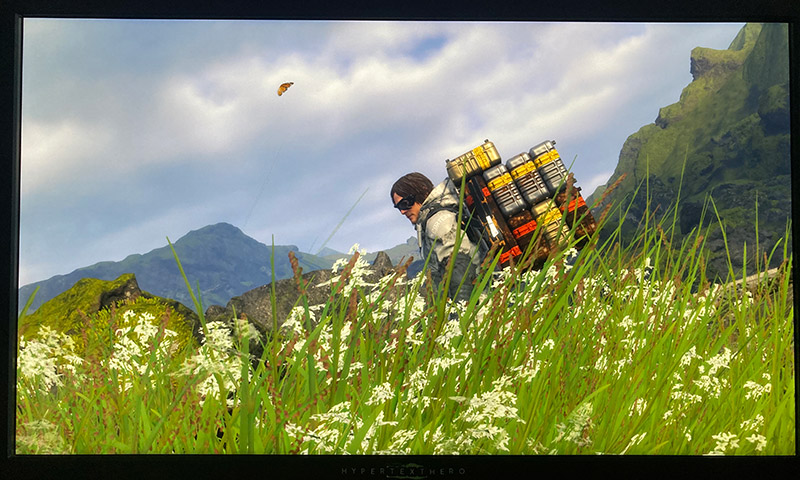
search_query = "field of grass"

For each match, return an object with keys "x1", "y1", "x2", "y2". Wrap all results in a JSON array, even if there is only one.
[{"x1": 14, "y1": 192, "x2": 795, "y2": 456}]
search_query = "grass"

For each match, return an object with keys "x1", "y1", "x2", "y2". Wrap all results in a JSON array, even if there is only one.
[{"x1": 14, "y1": 187, "x2": 795, "y2": 455}]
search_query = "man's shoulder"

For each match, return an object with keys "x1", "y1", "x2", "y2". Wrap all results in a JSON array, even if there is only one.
[{"x1": 425, "y1": 209, "x2": 458, "y2": 238}]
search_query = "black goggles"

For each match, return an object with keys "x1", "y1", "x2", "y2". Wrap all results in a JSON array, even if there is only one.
[{"x1": 393, "y1": 195, "x2": 415, "y2": 210}]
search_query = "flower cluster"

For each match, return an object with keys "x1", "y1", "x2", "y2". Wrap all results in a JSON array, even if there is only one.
[
  {"x1": 175, "y1": 321, "x2": 244, "y2": 406},
  {"x1": 107, "y1": 310, "x2": 179, "y2": 392},
  {"x1": 554, "y1": 402, "x2": 594, "y2": 447},
  {"x1": 17, "y1": 326, "x2": 83, "y2": 391},
  {"x1": 15, "y1": 238, "x2": 792, "y2": 456},
  {"x1": 743, "y1": 373, "x2": 772, "y2": 400}
]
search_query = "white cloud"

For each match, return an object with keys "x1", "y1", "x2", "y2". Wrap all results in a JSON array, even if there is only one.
[
  {"x1": 20, "y1": 119, "x2": 115, "y2": 196},
  {"x1": 584, "y1": 171, "x2": 615, "y2": 196},
  {"x1": 17, "y1": 20, "x2": 749, "y2": 285}
]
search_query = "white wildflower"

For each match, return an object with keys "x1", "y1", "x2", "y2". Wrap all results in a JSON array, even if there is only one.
[
  {"x1": 743, "y1": 379, "x2": 772, "y2": 400},
  {"x1": 202, "y1": 321, "x2": 235, "y2": 352},
  {"x1": 511, "y1": 360, "x2": 543, "y2": 382},
  {"x1": 284, "y1": 422, "x2": 305, "y2": 440},
  {"x1": 613, "y1": 358, "x2": 631, "y2": 378},
  {"x1": 706, "y1": 348, "x2": 732, "y2": 376},
  {"x1": 457, "y1": 378, "x2": 523, "y2": 425},
  {"x1": 706, "y1": 432, "x2": 739, "y2": 455},
  {"x1": 343, "y1": 361, "x2": 363, "y2": 379},
  {"x1": 389, "y1": 429, "x2": 417, "y2": 453},
  {"x1": 435, "y1": 319, "x2": 462, "y2": 346},
  {"x1": 619, "y1": 314, "x2": 634, "y2": 329},
  {"x1": 629, "y1": 398, "x2": 648, "y2": 416},
  {"x1": 693, "y1": 375, "x2": 728, "y2": 399},
  {"x1": 670, "y1": 387, "x2": 703, "y2": 405},
  {"x1": 17, "y1": 330, "x2": 76, "y2": 390},
  {"x1": 406, "y1": 370, "x2": 427, "y2": 394},
  {"x1": 107, "y1": 334, "x2": 143, "y2": 375},
  {"x1": 177, "y1": 321, "x2": 242, "y2": 406},
  {"x1": 132, "y1": 318, "x2": 159, "y2": 343},
  {"x1": 680, "y1": 346, "x2": 701, "y2": 367},
  {"x1": 404, "y1": 323, "x2": 424, "y2": 346},
  {"x1": 311, "y1": 401, "x2": 357, "y2": 427},
  {"x1": 594, "y1": 354, "x2": 608, "y2": 373},
  {"x1": 620, "y1": 432, "x2": 647, "y2": 454},
  {"x1": 745, "y1": 434, "x2": 767, "y2": 452},
  {"x1": 282, "y1": 309, "x2": 306, "y2": 336},
  {"x1": 320, "y1": 244, "x2": 375, "y2": 295},
  {"x1": 365, "y1": 382, "x2": 394, "y2": 406},
  {"x1": 381, "y1": 337, "x2": 398, "y2": 355},
  {"x1": 740, "y1": 414, "x2": 764, "y2": 432},
  {"x1": 428, "y1": 351, "x2": 469, "y2": 375},
  {"x1": 554, "y1": 403, "x2": 594, "y2": 446}
]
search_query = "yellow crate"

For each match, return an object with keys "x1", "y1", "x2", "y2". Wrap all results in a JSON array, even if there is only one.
[
  {"x1": 532, "y1": 150, "x2": 561, "y2": 168},
  {"x1": 487, "y1": 171, "x2": 515, "y2": 192},
  {"x1": 445, "y1": 140, "x2": 501, "y2": 183},
  {"x1": 509, "y1": 160, "x2": 538, "y2": 179},
  {"x1": 538, "y1": 207, "x2": 562, "y2": 226}
]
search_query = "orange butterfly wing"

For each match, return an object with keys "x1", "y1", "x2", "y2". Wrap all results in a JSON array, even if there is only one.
[{"x1": 277, "y1": 82, "x2": 294, "y2": 96}]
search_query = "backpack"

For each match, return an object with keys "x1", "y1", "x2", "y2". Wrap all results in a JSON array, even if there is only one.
[{"x1": 421, "y1": 202, "x2": 491, "y2": 266}]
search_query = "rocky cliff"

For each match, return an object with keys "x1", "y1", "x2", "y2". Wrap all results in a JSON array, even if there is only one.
[{"x1": 588, "y1": 23, "x2": 791, "y2": 281}]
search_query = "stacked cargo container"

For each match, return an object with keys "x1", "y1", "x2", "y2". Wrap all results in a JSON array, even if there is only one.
[{"x1": 444, "y1": 139, "x2": 597, "y2": 269}]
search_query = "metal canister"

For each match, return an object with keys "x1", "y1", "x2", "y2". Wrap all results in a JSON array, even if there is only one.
[
  {"x1": 529, "y1": 140, "x2": 568, "y2": 193},
  {"x1": 555, "y1": 189, "x2": 597, "y2": 246},
  {"x1": 482, "y1": 164, "x2": 527, "y2": 217},
  {"x1": 506, "y1": 210, "x2": 537, "y2": 246},
  {"x1": 537, "y1": 157, "x2": 569, "y2": 194},
  {"x1": 531, "y1": 198, "x2": 557, "y2": 217},
  {"x1": 507, "y1": 152, "x2": 550, "y2": 205},
  {"x1": 529, "y1": 139, "x2": 557, "y2": 159},
  {"x1": 506, "y1": 210, "x2": 549, "y2": 262},
  {"x1": 446, "y1": 139, "x2": 502, "y2": 184},
  {"x1": 532, "y1": 201, "x2": 570, "y2": 248}
]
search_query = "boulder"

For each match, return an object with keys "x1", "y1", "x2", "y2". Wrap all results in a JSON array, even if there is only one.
[
  {"x1": 204, "y1": 250, "x2": 404, "y2": 335},
  {"x1": 19, "y1": 273, "x2": 201, "y2": 353}
]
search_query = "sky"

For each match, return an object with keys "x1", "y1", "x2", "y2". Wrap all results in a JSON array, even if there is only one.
[{"x1": 18, "y1": 19, "x2": 746, "y2": 286}]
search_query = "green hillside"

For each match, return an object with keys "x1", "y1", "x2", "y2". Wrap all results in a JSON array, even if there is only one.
[
  {"x1": 19, "y1": 273, "x2": 200, "y2": 356},
  {"x1": 588, "y1": 23, "x2": 791, "y2": 281},
  {"x1": 18, "y1": 223, "x2": 337, "y2": 314}
]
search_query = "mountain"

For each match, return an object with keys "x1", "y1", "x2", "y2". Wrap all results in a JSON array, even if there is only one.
[
  {"x1": 587, "y1": 23, "x2": 791, "y2": 281},
  {"x1": 18, "y1": 224, "x2": 420, "y2": 315},
  {"x1": 317, "y1": 237, "x2": 420, "y2": 265},
  {"x1": 18, "y1": 223, "x2": 337, "y2": 314}
]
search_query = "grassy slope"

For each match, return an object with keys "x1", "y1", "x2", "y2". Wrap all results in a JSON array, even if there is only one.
[{"x1": 588, "y1": 23, "x2": 790, "y2": 281}]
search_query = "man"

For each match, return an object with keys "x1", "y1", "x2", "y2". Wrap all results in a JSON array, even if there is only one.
[{"x1": 391, "y1": 172, "x2": 487, "y2": 302}]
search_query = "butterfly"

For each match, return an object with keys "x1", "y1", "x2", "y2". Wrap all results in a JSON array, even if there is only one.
[{"x1": 277, "y1": 82, "x2": 294, "y2": 96}]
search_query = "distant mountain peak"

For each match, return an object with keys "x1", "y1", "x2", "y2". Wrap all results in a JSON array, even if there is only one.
[
  {"x1": 185, "y1": 222, "x2": 243, "y2": 236},
  {"x1": 19, "y1": 221, "x2": 420, "y2": 315}
]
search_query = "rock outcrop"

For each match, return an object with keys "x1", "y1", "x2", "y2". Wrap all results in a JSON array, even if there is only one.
[
  {"x1": 203, "y1": 250, "x2": 404, "y2": 333},
  {"x1": 19, "y1": 273, "x2": 201, "y2": 352}
]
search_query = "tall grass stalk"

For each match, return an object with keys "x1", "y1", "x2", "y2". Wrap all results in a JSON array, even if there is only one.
[{"x1": 15, "y1": 193, "x2": 794, "y2": 455}]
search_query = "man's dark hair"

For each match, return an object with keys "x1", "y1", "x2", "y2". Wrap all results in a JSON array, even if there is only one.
[{"x1": 391, "y1": 172, "x2": 434, "y2": 204}]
